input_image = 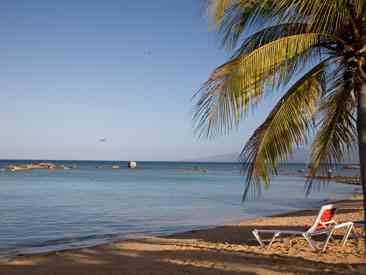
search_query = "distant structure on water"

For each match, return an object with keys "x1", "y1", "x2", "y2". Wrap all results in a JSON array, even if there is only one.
[{"x1": 128, "y1": 161, "x2": 137, "y2": 169}]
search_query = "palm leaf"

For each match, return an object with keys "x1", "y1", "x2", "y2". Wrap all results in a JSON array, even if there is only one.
[
  {"x1": 210, "y1": 0, "x2": 231, "y2": 26},
  {"x1": 239, "y1": 64, "x2": 324, "y2": 199},
  {"x1": 230, "y1": 22, "x2": 309, "y2": 58},
  {"x1": 209, "y1": 0, "x2": 261, "y2": 27},
  {"x1": 266, "y1": 0, "x2": 365, "y2": 34},
  {"x1": 194, "y1": 33, "x2": 324, "y2": 137},
  {"x1": 219, "y1": 2, "x2": 308, "y2": 50},
  {"x1": 307, "y1": 68, "x2": 356, "y2": 192}
]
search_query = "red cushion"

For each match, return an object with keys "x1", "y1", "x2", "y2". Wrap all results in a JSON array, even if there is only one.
[
  {"x1": 320, "y1": 209, "x2": 336, "y2": 223},
  {"x1": 313, "y1": 208, "x2": 336, "y2": 229}
]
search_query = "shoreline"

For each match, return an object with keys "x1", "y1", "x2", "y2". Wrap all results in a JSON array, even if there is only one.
[
  {"x1": 0, "y1": 194, "x2": 363, "y2": 275},
  {"x1": 2, "y1": 191, "x2": 358, "y2": 259}
]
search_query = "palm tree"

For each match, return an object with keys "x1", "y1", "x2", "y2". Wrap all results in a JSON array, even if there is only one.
[{"x1": 194, "y1": 0, "x2": 366, "y2": 235}]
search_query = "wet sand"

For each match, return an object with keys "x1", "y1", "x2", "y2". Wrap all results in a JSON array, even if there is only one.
[{"x1": 0, "y1": 196, "x2": 365, "y2": 275}]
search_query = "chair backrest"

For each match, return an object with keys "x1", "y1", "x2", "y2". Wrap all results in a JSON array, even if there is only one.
[{"x1": 307, "y1": 204, "x2": 336, "y2": 233}]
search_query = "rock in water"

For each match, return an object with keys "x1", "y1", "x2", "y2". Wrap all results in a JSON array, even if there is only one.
[{"x1": 128, "y1": 161, "x2": 137, "y2": 169}]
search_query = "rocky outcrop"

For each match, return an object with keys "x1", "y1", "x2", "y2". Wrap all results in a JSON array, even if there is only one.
[{"x1": 6, "y1": 162, "x2": 75, "y2": 172}]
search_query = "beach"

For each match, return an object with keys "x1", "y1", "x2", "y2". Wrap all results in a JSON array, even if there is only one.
[{"x1": 0, "y1": 195, "x2": 364, "y2": 275}]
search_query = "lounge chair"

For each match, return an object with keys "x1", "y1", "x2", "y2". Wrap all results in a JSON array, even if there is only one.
[{"x1": 252, "y1": 204, "x2": 354, "y2": 251}]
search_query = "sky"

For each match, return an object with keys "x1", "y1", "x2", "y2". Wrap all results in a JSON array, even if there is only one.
[{"x1": 0, "y1": 0, "x2": 276, "y2": 161}]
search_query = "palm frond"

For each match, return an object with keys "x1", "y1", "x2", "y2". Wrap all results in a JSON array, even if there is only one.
[
  {"x1": 219, "y1": 2, "x2": 308, "y2": 50},
  {"x1": 194, "y1": 33, "x2": 324, "y2": 137},
  {"x1": 266, "y1": 0, "x2": 364, "y2": 34},
  {"x1": 209, "y1": 0, "x2": 260, "y2": 27},
  {"x1": 230, "y1": 22, "x2": 309, "y2": 58},
  {"x1": 307, "y1": 67, "x2": 356, "y2": 192},
  {"x1": 239, "y1": 64, "x2": 324, "y2": 199},
  {"x1": 211, "y1": 0, "x2": 231, "y2": 26}
]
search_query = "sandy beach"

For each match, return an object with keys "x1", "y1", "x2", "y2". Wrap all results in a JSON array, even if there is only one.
[{"x1": 0, "y1": 195, "x2": 364, "y2": 275}]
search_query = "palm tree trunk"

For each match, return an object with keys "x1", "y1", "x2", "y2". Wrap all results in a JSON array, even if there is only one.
[{"x1": 357, "y1": 83, "x2": 366, "y2": 245}]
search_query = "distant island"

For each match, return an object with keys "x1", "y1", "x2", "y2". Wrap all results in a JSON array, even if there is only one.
[{"x1": 189, "y1": 148, "x2": 359, "y2": 163}]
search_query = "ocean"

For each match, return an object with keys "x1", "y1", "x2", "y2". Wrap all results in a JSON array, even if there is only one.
[{"x1": 0, "y1": 160, "x2": 359, "y2": 256}]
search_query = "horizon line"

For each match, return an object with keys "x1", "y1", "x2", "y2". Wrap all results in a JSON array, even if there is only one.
[{"x1": 0, "y1": 158, "x2": 359, "y2": 165}]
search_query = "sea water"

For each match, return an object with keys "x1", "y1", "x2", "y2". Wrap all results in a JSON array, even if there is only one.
[{"x1": 0, "y1": 160, "x2": 358, "y2": 256}]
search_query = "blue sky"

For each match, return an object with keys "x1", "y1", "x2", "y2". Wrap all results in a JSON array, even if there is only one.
[{"x1": 0, "y1": 0, "x2": 272, "y2": 161}]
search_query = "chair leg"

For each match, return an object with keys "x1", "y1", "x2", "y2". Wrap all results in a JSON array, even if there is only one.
[
  {"x1": 322, "y1": 229, "x2": 335, "y2": 252},
  {"x1": 303, "y1": 234, "x2": 317, "y2": 251},
  {"x1": 341, "y1": 223, "x2": 354, "y2": 248},
  {"x1": 252, "y1": 230, "x2": 264, "y2": 248},
  {"x1": 268, "y1": 232, "x2": 280, "y2": 248}
]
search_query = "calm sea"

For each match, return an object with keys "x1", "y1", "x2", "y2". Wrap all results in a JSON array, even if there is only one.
[{"x1": 0, "y1": 160, "x2": 358, "y2": 256}]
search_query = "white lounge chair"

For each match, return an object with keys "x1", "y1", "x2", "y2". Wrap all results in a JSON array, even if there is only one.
[{"x1": 252, "y1": 204, "x2": 354, "y2": 251}]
